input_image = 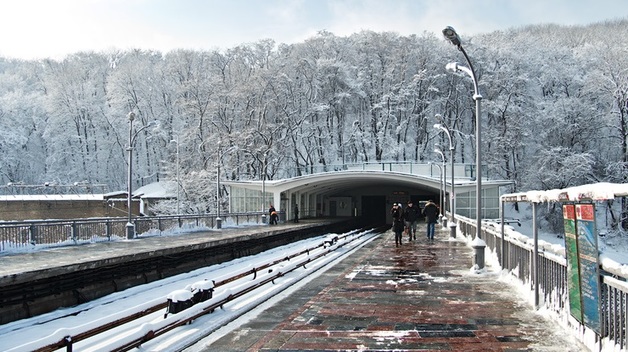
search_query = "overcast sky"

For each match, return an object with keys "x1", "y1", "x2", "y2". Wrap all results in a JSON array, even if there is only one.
[{"x1": 1, "y1": 0, "x2": 627, "y2": 60}]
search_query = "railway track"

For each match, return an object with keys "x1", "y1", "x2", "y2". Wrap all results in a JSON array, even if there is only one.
[
  {"x1": 3, "y1": 227, "x2": 385, "y2": 352},
  {"x1": 0, "y1": 220, "x2": 362, "y2": 325}
]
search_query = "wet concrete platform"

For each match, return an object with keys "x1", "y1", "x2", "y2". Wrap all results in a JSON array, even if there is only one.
[{"x1": 196, "y1": 225, "x2": 587, "y2": 351}]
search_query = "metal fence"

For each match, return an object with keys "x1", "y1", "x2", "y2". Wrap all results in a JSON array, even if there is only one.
[
  {"x1": 457, "y1": 216, "x2": 627, "y2": 351},
  {"x1": 0, "y1": 212, "x2": 271, "y2": 252}
]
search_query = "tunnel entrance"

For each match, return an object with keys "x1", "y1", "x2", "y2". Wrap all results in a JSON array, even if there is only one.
[{"x1": 361, "y1": 195, "x2": 387, "y2": 225}]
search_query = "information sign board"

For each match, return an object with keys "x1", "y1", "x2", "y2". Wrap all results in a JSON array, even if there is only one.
[
  {"x1": 575, "y1": 203, "x2": 601, "y2": 335},
  {"x1": 562, "y1": 204, "x2": 583, "y2": 323}
]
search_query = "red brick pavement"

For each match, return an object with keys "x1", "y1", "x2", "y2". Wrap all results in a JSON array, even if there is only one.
[{"x1": 196, "y1": 226, "x2": 587, "y2": 351}]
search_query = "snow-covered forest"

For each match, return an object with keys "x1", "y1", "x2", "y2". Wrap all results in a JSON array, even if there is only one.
[{"x1": 0, "y1": 20, "x2": 627, "y2": 220}]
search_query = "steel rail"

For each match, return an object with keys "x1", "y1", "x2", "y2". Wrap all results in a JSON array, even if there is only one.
[{"x1": 27, "y1": 227, "x2": 382, "y2": 352}]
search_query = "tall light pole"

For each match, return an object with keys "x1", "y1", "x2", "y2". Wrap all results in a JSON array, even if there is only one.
[
  {"x1": 262, "y1": 152, "x2": 268, "y2": 224},
  {"x1": 443, "y1": 25, "x2": 483, "y2": 240},
  {"x1": 434, "y1": 122, "x2": 457, "y2": 238},
  {"x1": 170, "y1": 135, "x2": 180, "y2": 215},
  {"x1": 126, "y1": 112, "x2": 158, "y2": 239},
  {"x1": 434, "y1": 147, "x2": 447, "y2": 226},
  {"x1": 126, "y1": 112, "x2": 135, "y2": 239},
  {"x1": 431, "y1": 162, "x2": 443, "y2": 224},
  {"x1": 216, "y1": 146, "x2": 222, "y2": 229},
  {"x1": 216, "y1": 144, "x2": 237, "y2": 229}
]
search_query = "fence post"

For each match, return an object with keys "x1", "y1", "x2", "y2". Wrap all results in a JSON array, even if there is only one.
[
  {"x1": 106, "y1": 220, "x2": 112, "y2": 241},
  {"x1": 72, "y1": 221, "x2": 78, "y2": 242},
  {"x1": 29, "y1": 224, "x2": 37, "y2": 245}
]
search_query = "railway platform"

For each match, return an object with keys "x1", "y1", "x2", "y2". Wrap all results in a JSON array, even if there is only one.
[
  {"x1": 0, "y1": 219, "x2": 333, "y2": 279},
  {"x1": 0, "y1": 218, "x2": 354, "y2": 324},
  {"x1": 192, "y1": 225, "x2": 587, "y2": 352}
]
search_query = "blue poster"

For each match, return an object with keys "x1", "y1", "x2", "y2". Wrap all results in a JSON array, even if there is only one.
[
  {"x1": 575, "y1": 203, "x2": 601, "y2": 335},
  {"x1": 562, "y1": 204, "x2": 583, "y2": 323}
]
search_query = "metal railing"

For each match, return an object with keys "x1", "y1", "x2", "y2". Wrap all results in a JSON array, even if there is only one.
[
  {"x1": 0, "y1": 212, "x2": 278, "y2": 253},
  {"x1": 285, "y1": 160, "x2": 490, "y2": 180},
  {"x1": 456, "y1": 215, "x2": 627, "y2": 351}
]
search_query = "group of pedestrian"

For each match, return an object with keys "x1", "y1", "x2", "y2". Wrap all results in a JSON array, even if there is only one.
[{"x1": 390, "y1": 200, "x2": 439, "y2": 246}]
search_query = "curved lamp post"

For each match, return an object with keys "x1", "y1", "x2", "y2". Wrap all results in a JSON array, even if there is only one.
[
  {"x1": 434, "y1": 146, "x2": 447, "y2": 227},
  {"x1": 260, "y1": 150, "x2": 269, "y2": 224},
  {"x1": 431, "y1": 162, "x2": 443, "y2": 222},
  {"x1": 126, "y1": 112, "x2": 158, "y2": 239},
  {"x1": 216, "y1": 144, "x2": 237, "y2": 229},
  {"x1": 434, "y1": 122, "x2": 456, "y2": 238},
  {"x1": 442, "y1": 26, "x2": 483, "y2": 241},
  {"x1": 170, "y1": 136, "x2": 180, "y2": 215}
]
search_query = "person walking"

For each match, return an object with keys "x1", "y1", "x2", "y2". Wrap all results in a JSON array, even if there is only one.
[
  {"x1": 391, "y1": 203, "x2": 404, "y2": 247},
  {"x1": 293, "y1": 204, "x2": 299, "y2": 223},
  {"x1": 422, "y1": 200, "x2": 439, "y2": 240},
  {"x1": 403, "y1": 200, "x2": 420, "y2": 241}
]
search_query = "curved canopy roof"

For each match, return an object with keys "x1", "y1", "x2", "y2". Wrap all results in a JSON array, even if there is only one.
[{"x1": 223, "y1": 170, "x2": 511, "y2": 197}]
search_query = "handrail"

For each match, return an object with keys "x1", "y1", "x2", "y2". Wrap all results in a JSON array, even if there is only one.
[
  {"x1": 455, "y1": 215, "x2": 628, "y2": 351},
  {"x1": 0, "y1": 211, "x2": 284, "y2": 252}
]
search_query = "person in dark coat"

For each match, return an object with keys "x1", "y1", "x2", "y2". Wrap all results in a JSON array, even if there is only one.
[
  {"x1": 293, "y1": 204, "x2": 299, "y2": 223},
  {"x1": 268, "y1": 204, "x2": 278, "y2": 225},
  {"x1": 422, "y1": 200, "x2": 440, "y2": 240},
  {"x1": 391, "y1": 203, "x2": 404, "y2": 247},
  {"x1": 403, "y1": 200, "x2": 420, "y2": 241}
]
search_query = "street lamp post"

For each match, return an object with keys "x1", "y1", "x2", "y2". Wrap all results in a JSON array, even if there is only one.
[
  {"x1": 126, "y1": 112, "x2": 158, "y2": 239},
  {"x1": 434, "y1": 147, "x2": 447, "y2": 227},
  {"x1": 434, "y1": 122, "x2": 457, "y2": 238},
  {"x1": 216, "y1": 145, "x2": 237, "y2": 229},
  {"x1": 216, "y1": 147, "x2": 222, "y2": 229},
  {"x1": 443, "y1": 26, "x2": 483, "y2": 242},
  {"x1": 170, "y1": 135, "x2": 180, "y2": 215},
  {"x1": 126, "y1": 112, "x2": 135, "y2": 239},
  {"x1": 260, "y1": 151, "x2": 268, "y2": 224}
]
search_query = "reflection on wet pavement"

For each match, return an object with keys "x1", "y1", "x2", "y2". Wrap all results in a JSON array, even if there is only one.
[{"x1": 200, "y1": 227, "x2": 587, "y2": 351}]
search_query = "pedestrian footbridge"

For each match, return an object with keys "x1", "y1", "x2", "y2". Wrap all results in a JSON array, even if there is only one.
[{"x1": 223, "y1": 162, "x2": 512, "y2": 224}]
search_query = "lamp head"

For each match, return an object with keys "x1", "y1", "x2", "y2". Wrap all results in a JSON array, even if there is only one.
[
  {"x1": 442, "y1": 26, "x2": 461, "y2": 47},
  {"x1": 445, "y1": 62, "x2": 459, "y2": 73},
  {"x1": 127, "y1": 111, "x2": 135, "y2": 122}
]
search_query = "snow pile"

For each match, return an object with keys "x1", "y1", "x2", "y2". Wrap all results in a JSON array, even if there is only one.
[{"x1": 504, "y1": 182, "x2": 628, "y2": 202}]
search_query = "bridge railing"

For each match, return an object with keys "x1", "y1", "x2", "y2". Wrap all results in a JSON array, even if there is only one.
[
  {"x1": 0, "y1": 212, "x2": 277, "y2": 253},
  {"x1": 286, "y1": 160, "x2": 489, "y2": 180},
  {"x1": 456, "y1": 215, "x2": 627, "y2": 351}
]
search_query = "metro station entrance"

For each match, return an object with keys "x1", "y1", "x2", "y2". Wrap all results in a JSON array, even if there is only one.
[{"x1": 361, "y1": 195, "x2": 387, "y2": 225}]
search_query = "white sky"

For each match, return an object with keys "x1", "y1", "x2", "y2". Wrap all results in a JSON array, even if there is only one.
[{"x1": 1, "y1": 0, "x2": 627, "y2": 60}]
